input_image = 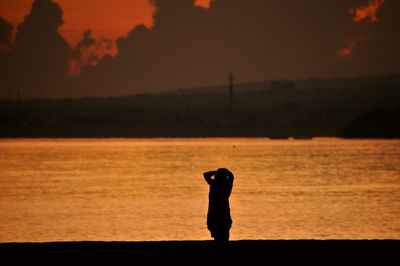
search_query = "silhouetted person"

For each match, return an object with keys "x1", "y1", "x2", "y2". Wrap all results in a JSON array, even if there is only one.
[{"x1": 204, "y1": 168, "x2": 234, "y2": 243}]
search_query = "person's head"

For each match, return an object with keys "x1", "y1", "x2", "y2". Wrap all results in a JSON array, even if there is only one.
[{"x1": 214, "y1": 168, "x2": 227, "y2": 183}]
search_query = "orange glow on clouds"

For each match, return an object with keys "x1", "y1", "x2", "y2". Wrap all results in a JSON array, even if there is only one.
[
  {"x1": 350, "y1": 0, "x2": 385, "y2": 23},
  {"x1": 0, "y1": 0, "x2": 154, "y2": 48},
  {"x1": 0, "y1": 0, "x2": 154, "y2": 75},
  {"x1": 337, "y1": 41, "x2": 358, "y2": 58},
  {"x1": 0, "y1": 0, "x2": 209, "y2": 74},
  {"x1": 337, "y1": 47, "x2": 353, "y2": 58},
  {"x1": 0, "y1": 1, "x2": 210, "y2": 48},
  {"x1": 337, "y1": 35, "x2": 367, "y2": 58},
  {"x1": 338, "y1": 0, "x2": 385, "y2": 58},
  {"x1": 58, "y1": 0, "x2": 154, "y2": 48},
  {"x1": 195, "y1": 0, "x2": 211, "y2": 8}
]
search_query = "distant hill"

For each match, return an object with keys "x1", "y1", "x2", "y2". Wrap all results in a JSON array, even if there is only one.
[{"x1": 160, "y1": 73, "x2": 400, "y2": 96}]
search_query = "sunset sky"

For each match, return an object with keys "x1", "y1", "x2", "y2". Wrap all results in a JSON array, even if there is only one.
[
  {"x1": 0, "y1": 0, "x2": 399, "y2": 98},
  {"x1": 0, "y1": 0, "x2": 210, "y2": 46}
]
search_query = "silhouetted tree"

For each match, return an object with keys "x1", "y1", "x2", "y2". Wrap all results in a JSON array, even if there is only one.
[{"x1": 338, "y1": 109, "x2": 400, "y2": 138}]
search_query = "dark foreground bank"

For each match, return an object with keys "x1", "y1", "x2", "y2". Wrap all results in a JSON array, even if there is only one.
[{"x1": 0, "y1": 240, "x2": 396, "y2": 264}]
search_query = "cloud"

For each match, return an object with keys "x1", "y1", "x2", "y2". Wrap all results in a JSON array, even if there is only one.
[
  {"x1": 5, "y1": 0, "x2": 71, "y2": 98},
  {"x1": 69, "y1": 29, "x2": 113, "y2": 76},
  {"x1": 195, "y1": 0, "x2": 211, "y2": 8},
  {"x1": 338, "y1": 0, "x2": 387, "y2": 58},
  {"x1": 350, "y1": 0, "x2": 385, "y2": 23},
  {"x1": 337, "y1": 44, "x2": 355, "y2": 58},
  {"x1": 337, "y1": 35, "x2": 368, "y2": 58},
  {"x1": 0, "y1": 17, "x2": 14, "y2": 96},
  {"x1": 76, "y1": 0, "x2": 365, "y2": 97},
  {"x1": 0, "y1": 17, "x2": 13, "y2": 51}
]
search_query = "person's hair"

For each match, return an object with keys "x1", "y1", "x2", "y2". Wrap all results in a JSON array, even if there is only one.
[{"x1": 214, "y1": 169, "x2": 226, "y2": 182}]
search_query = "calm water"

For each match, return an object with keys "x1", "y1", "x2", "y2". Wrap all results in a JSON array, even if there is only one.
[{"x1": 0, "y1": 138, "x2": 399, "y2": 242}]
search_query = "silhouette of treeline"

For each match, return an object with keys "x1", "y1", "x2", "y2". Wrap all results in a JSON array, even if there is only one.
[
  {"x1": 338, "y1": 109, "x2": 400, "y2": 138},
  {"x1": 1, "y1": 75, "x2": 400, "y2": 138}
]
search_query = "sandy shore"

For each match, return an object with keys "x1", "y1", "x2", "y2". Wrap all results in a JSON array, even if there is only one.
[{"x1": 0, "y1": 240, "x2": 395, "y2": 264}]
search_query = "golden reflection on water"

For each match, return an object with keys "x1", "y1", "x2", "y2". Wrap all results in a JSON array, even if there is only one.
[{"x1": 0, "y1": 138, "x2": 399, "y2": 242}]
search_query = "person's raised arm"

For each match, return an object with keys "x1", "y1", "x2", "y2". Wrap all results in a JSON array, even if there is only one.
[{"x1": 203, "y1": 171, "x2": 216, "y2": 185}]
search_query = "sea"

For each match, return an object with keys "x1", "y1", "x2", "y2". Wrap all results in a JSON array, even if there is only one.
[{"x1": 0, "y1": 138, "x2": 399, "y2": 242}]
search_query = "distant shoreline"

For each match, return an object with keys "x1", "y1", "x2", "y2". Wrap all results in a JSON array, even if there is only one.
[{"x1": 2, "y1": 82, "x2": 399, "y2": 140}]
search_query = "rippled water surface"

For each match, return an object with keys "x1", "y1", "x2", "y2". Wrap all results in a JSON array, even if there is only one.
[{"x1": 0, "y1": 138, "x2": 399, "y2": 242}]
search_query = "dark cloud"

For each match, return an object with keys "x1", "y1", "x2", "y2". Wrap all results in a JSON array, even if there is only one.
[
  {"x1": 0, "y1": 17, "x2": 13, "y2": 51},
  {"x1": 4, "y1": 0, "x2": 71, "y2": 98},
  {"x1": 69, "y1": 30, "x2": 98, "y2": 76},
  {"x1": 0, "y1": 17, "x2": 13, "y2": 97},
  {"x1": 69, "y1": 30, "x2": 114, "y2": 76},
  {"x1": 74, "y1": 30, "x2": 97, "y2": 57}
]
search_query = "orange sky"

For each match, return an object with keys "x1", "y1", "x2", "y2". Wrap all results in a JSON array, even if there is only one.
[{"x1": 0, "y1": 0, "x2": 210, "y2": 48}]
